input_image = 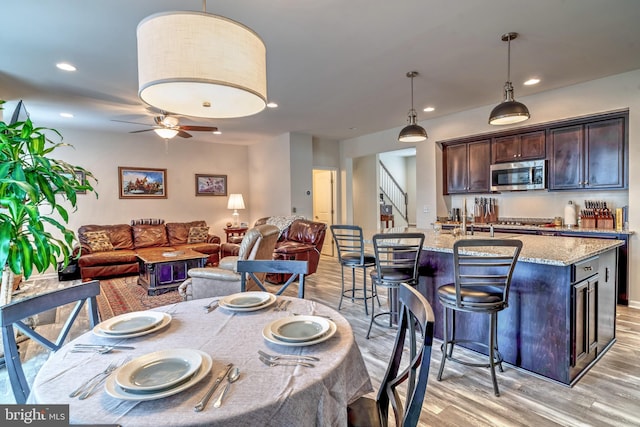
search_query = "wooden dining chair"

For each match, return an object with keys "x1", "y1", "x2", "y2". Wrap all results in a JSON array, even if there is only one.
[
  {"x1": 0, "y1": 280, "x2": 101, "y2": 403},
  {"x1": 237, "y1": 260, "x2": 309, "y2": 298},
  {"x1": 347, "y1": 283, "x2": 435, "y2": 427}
]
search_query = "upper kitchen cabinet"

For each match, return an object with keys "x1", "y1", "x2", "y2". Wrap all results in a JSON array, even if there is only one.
[
  {"x1": 443, "y1": 139, "x2": 491, "y2": 194},
  {"x1": 549, "y1": 114, "x2": 627, "y2": 190},
  {"x1": 492, "y1": 130, "x2": 545, "y2": 163}
]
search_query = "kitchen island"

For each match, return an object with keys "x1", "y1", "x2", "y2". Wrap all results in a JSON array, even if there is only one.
[{"x1": 403, "y1": 229, "x2": 623, "y2": 386}]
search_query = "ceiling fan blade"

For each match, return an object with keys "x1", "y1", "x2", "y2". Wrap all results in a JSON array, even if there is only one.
[
  {"x1": 112, "y1": 119, "x2": 154, "y2": 126},
  {"x1": 129, "y1": 129, "x2": 154, "y2": 134},
  {"x1": 178, "y1": 125, "x2": 218, "y2": 132},
  {"x1": 177, "y1": 130, "x2": 193, "y2": 138}
]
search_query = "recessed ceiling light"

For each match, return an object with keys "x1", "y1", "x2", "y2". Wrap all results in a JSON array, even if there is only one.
[
  {"x1": 266, "y1": 102, "x2": 278, "y2": 108},
  {"x1": 423, "y1": 106, "x2": 435, "y2": 112},
  {"x1": 59, "y1": 112, "x2": 74, "y2": 118},
  {"x1": 213, "y1": 130, "x2": 222, "y2": 135},
  {"x1": 56, "y1": 62, "x2": 77, "y2": 72},
  {"x1": 524, "y1": 78, "x2": 540, "y2": 86}
]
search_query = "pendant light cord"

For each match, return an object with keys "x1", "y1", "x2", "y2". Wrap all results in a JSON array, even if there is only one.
[{"x1": 506, "y1": 35, "x2": 511, "y2": 83}]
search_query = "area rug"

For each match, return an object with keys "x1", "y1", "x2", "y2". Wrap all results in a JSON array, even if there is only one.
[{"x1": 96, "y1": 276, "x2": 182, "y2": 320}]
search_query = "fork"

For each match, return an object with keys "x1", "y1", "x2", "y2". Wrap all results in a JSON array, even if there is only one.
[
  {"x1": 259, "y1": 355, "x2": 315, "y2": 368},
  {"x1": 203, "y1": 299, "x2": 219, "y2": 312},
  {"x1": 258, "y1": 350, "x2": 320, "y2": 362},
  {"x1": 69, "y1": 360, "x2": 119, "y2": 398},
  {"x1": 77, "y1": 357, "x2": 131, "y2": 400},
  {"x1": 273, "y1": 300, "x2": 285, "y2": 311}
]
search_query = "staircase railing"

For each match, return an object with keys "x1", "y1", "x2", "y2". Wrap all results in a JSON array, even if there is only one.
[{"x1": 379, "y1": 161, "x2": 408, "y2": 222}]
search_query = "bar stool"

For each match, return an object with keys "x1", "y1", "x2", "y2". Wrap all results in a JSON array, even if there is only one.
[
  {"x1": 330, "y1": 225, "x2": 379, "y2": 315},
  {"x1": 367, "y1": 232, "x2": 424, "y2": 339},
  {"x1": 436, "y1": 239, "x2": 522, "y2": 396}
]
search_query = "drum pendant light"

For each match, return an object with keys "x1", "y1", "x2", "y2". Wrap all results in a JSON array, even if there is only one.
[
  {"x1": 489, "y1": 32, "x2": 530, "y2": 125},
  {"x1": 137, "y1": 2, "x2": 267, "y2": 119},
  {"x1": 398, "y1": 71, "x2": 427, "y2": 143}
]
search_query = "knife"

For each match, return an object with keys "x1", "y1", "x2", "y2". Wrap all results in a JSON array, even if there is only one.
[
  {"x1": 194, "y1": 363, "x2": 233, "y2": 412},
  {"x1": 73, "y1": 344, "x2": 136, "y2": 350}
]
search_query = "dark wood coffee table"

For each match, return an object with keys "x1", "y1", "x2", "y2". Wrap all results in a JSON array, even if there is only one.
[{"x1": 137, "y1": 249, "x2": 208, "y2": 296}]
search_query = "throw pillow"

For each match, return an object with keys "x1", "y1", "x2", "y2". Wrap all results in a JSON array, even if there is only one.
[
  {"x1": 188, "y1": 226, "x2": 210, "y2": 243},
  {"x1": 84, "y1": 231, "x2": 113, "y2": 252}
]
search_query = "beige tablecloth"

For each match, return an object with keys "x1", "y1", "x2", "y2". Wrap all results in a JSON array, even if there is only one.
[{"x1": 29, "y1": 296, "x2": 372, "y2": 426}]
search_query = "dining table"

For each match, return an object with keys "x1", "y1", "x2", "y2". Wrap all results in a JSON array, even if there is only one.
[{"x1": 28, "y1": 294, "x2": 373, "y2": 426}]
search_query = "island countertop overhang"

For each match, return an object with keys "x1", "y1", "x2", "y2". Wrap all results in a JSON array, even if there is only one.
[{"x1": 378, "y1": 228, "x2": 624, "y2": 267}]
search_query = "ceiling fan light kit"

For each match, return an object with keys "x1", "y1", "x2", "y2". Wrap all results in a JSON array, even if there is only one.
[
  {"x1": 137, "y1": 11, "x2": 267, "y2": 119},
  {"x1": 153, "y1": 128, "x2": 179, "y2": 139},
  {"x1": 489, "y1": 32, "x2": 530, "y2": 125},
  {"x1": 398, "y1": 71, "x2": 428, "y2": 143}
]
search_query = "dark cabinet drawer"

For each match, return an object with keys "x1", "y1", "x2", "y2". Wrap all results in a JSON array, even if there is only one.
[{"x1": 573, "y1": 257, "x2": 599, "y2": 283}]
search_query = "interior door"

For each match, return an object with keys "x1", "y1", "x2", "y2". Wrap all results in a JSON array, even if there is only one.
[{"x1": 313, "y1": 169, "x2": 335, "y2": 256}]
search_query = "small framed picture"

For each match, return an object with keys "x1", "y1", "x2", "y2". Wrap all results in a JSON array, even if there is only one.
[
  {"x1": 119, "y1": 167, "x2": 167, "y2": 199},
  {"x1": 74, "y1": 170, "x2": 87, "y2": 194},
  {"x1": 195, "y1": 174, "x2": 227, "y2": 196}
]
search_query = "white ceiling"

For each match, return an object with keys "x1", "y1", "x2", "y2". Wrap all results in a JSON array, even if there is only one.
[{"x1": 3, "y1": 0, "x2": 640, "y2": 145}]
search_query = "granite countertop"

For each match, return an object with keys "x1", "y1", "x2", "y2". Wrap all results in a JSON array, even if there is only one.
[
  {"x1": 381, "y1": 228, "x2": 624, "y2": 267},
  {"x1": 440, "y1": 222, "x2": 634, "y2": 235}
]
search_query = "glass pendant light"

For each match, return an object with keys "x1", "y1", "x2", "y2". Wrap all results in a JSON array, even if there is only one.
[
  {"x1": 489, "y1": 32, "x2": 530, "y2": 125},
  {"x1": 398, "y1": 71, "x2": 427, "y2": 142}
]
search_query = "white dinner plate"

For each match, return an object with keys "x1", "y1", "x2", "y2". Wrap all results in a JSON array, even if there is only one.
[
  {"x1": 105, "y1": 351, "x2": 212, "y2": 401},
  {"x1": 262, "y1": 318, "x2": 337, "y2": 347},
  {"x1": 97, "y1": 311, "x2": 166, "y2": 335},
  {"x1": 218, "y1": 293, "x2": 277, "y2": 312},
  {"x1": 115, "y1": 349, "x2": 203, "y2": 392},
  {"x1": 268, "y1": 316, "x2": 332, "y2": 343},
  {"x1": 92, "y1": 313, "x2": 172, "y2": 339},
  {"x1": 221, "y1": 291, "x2": 272, "y2": 308}
]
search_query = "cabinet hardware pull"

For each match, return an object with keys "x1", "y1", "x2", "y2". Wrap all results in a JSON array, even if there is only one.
[{"x1": 583, "y1": 266, "x2": 592, "y2": 271}]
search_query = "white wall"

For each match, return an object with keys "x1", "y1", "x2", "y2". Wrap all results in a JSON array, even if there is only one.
[
  {"x1": 341, "y1": 69, "x2": 640, "y2": 307},
  {"x1": 289, "y1": 133, "x2": 313, "y2": 219},
  {"x1": 248, "y1": 133, "x2": 291, "y2": 222},
  {"x1": 352, "y1": 155, "x2": 379, "y2": 231},
  {"x1": 50, "y1": 128, "x2": 250, "y2": 236}
]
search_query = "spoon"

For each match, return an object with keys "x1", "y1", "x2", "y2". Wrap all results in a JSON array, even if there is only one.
[{"x1": 213, "y1": 367, "x2": 240, "y2": 408}]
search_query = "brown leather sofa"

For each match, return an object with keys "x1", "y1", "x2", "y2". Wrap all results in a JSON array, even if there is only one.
[
  {"x1": 221, "y1": 216, "x2": 327, "y2": 283},
  {"x1": 75, "y1": 220, "x2": 221, "y2": 281}
]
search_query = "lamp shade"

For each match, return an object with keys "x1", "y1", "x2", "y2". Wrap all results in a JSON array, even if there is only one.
[
  {"x1": 227, "y1": 194, "x2": 245, "y2": 210},
  {"x1": 488, "y1": 100, "x2": 530, "y2": 125},
  {"x1": 137, "y1": 11, "x2": 267, "y2": 118},
  {"x1": 399, "y1": 123, "x2": 428, "y2": 143},
  {"x1": 153, "y1": 128, "x2": 179, "y2": 139}
]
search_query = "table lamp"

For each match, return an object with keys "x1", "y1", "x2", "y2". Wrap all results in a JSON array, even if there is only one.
[{"x1": 227, "y1": 194, "x2": 245, "y2": 227}]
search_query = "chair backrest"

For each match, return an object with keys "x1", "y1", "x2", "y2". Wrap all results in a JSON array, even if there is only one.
[
  {"x1": 237, "y1": 224, "x2": 280, "y2": 261},
  {"x1": 237, "y1": 260, "x2": 308, "y2": 298},
  {"x1": 378, "y1": 283, "x2": 435, "y2": 427},
  {"x1": 330, "y1": 224, "x2": 368, "y2": 264},
  {"x1": 452, "y1": 239, "x2": 523, "y2": 311},
  {"x1": 0, "y1": 280, "x2": 101, "y2": 403},
  {"x1": 372, "y1": 233, "x2": 425, "y2": 286}
]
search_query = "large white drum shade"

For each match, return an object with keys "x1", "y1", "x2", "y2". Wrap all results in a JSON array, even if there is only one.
[{"x1": 137, "y1": 12, "x2": 267, "y2": 118}]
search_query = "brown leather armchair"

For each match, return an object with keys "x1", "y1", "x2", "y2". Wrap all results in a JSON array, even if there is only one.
[{"x1": 220, "y1": 216, "x2": 327, "y2": 283}]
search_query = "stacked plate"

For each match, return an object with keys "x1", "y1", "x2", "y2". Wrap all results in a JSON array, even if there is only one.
[
  {"x1": 263, "y1": 315, "x2": 337, "y2": 347},
  {"x1": 218, "y1": 291, "x2": 276, "y2": 312},
  {"x1": 105, "y1": 349, "x2": 212, "y2": 401},
  {"x1": 93, "y1": 311, "x2": 171, "y2": 338}
]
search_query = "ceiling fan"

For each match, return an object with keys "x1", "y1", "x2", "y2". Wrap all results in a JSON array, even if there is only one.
[{"x1": 113, "y1": 113, "x2": 218, "y2": 139}]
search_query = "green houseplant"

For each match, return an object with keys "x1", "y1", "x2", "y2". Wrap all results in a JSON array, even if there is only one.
[{"x1": 0, "y1": 100, "x2": 96, "y2": 305}]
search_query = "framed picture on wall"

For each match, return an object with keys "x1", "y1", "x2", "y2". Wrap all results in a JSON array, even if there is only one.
[
  {"x1": 195, "y1": 174, "x2": 227, "y2": 196},
  {"x1": 119, "y1": 167, "x2": 167, "y2": 199},
  {"x1": 61, "y1": 170, "x2": 87, "y2": 194}
]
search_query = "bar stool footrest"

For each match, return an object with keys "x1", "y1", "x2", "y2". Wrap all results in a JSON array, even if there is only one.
[{"x1": 440, "y1": 339, "x2": 503, "y2": 368}]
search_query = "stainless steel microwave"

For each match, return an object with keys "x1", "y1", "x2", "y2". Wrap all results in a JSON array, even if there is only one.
[{"x1": 490, "y1": 160, "x2": 546, "y2": 191}]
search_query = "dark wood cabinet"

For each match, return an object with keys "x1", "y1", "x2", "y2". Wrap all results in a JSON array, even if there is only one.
[
  {"x1": 571, "y1": 275, "x2": 598, "y2": 369},
  {"x1": 549, "y1": 117, "x2": 626, "y2": 190},
  {"x1": 492, "y1": 130, "x2": 545, "y2": 163},
  {"x1": 443, "y1": 139, "x2": 490, "y2": 194}
]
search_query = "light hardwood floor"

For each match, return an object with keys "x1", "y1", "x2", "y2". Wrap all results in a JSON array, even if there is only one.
[
  {"x1": 3, "y1": 256, "x2": 640, "y2": 426},
  {"x1": 302, "y1": 255, "x2": 640, "y2": 427}
]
